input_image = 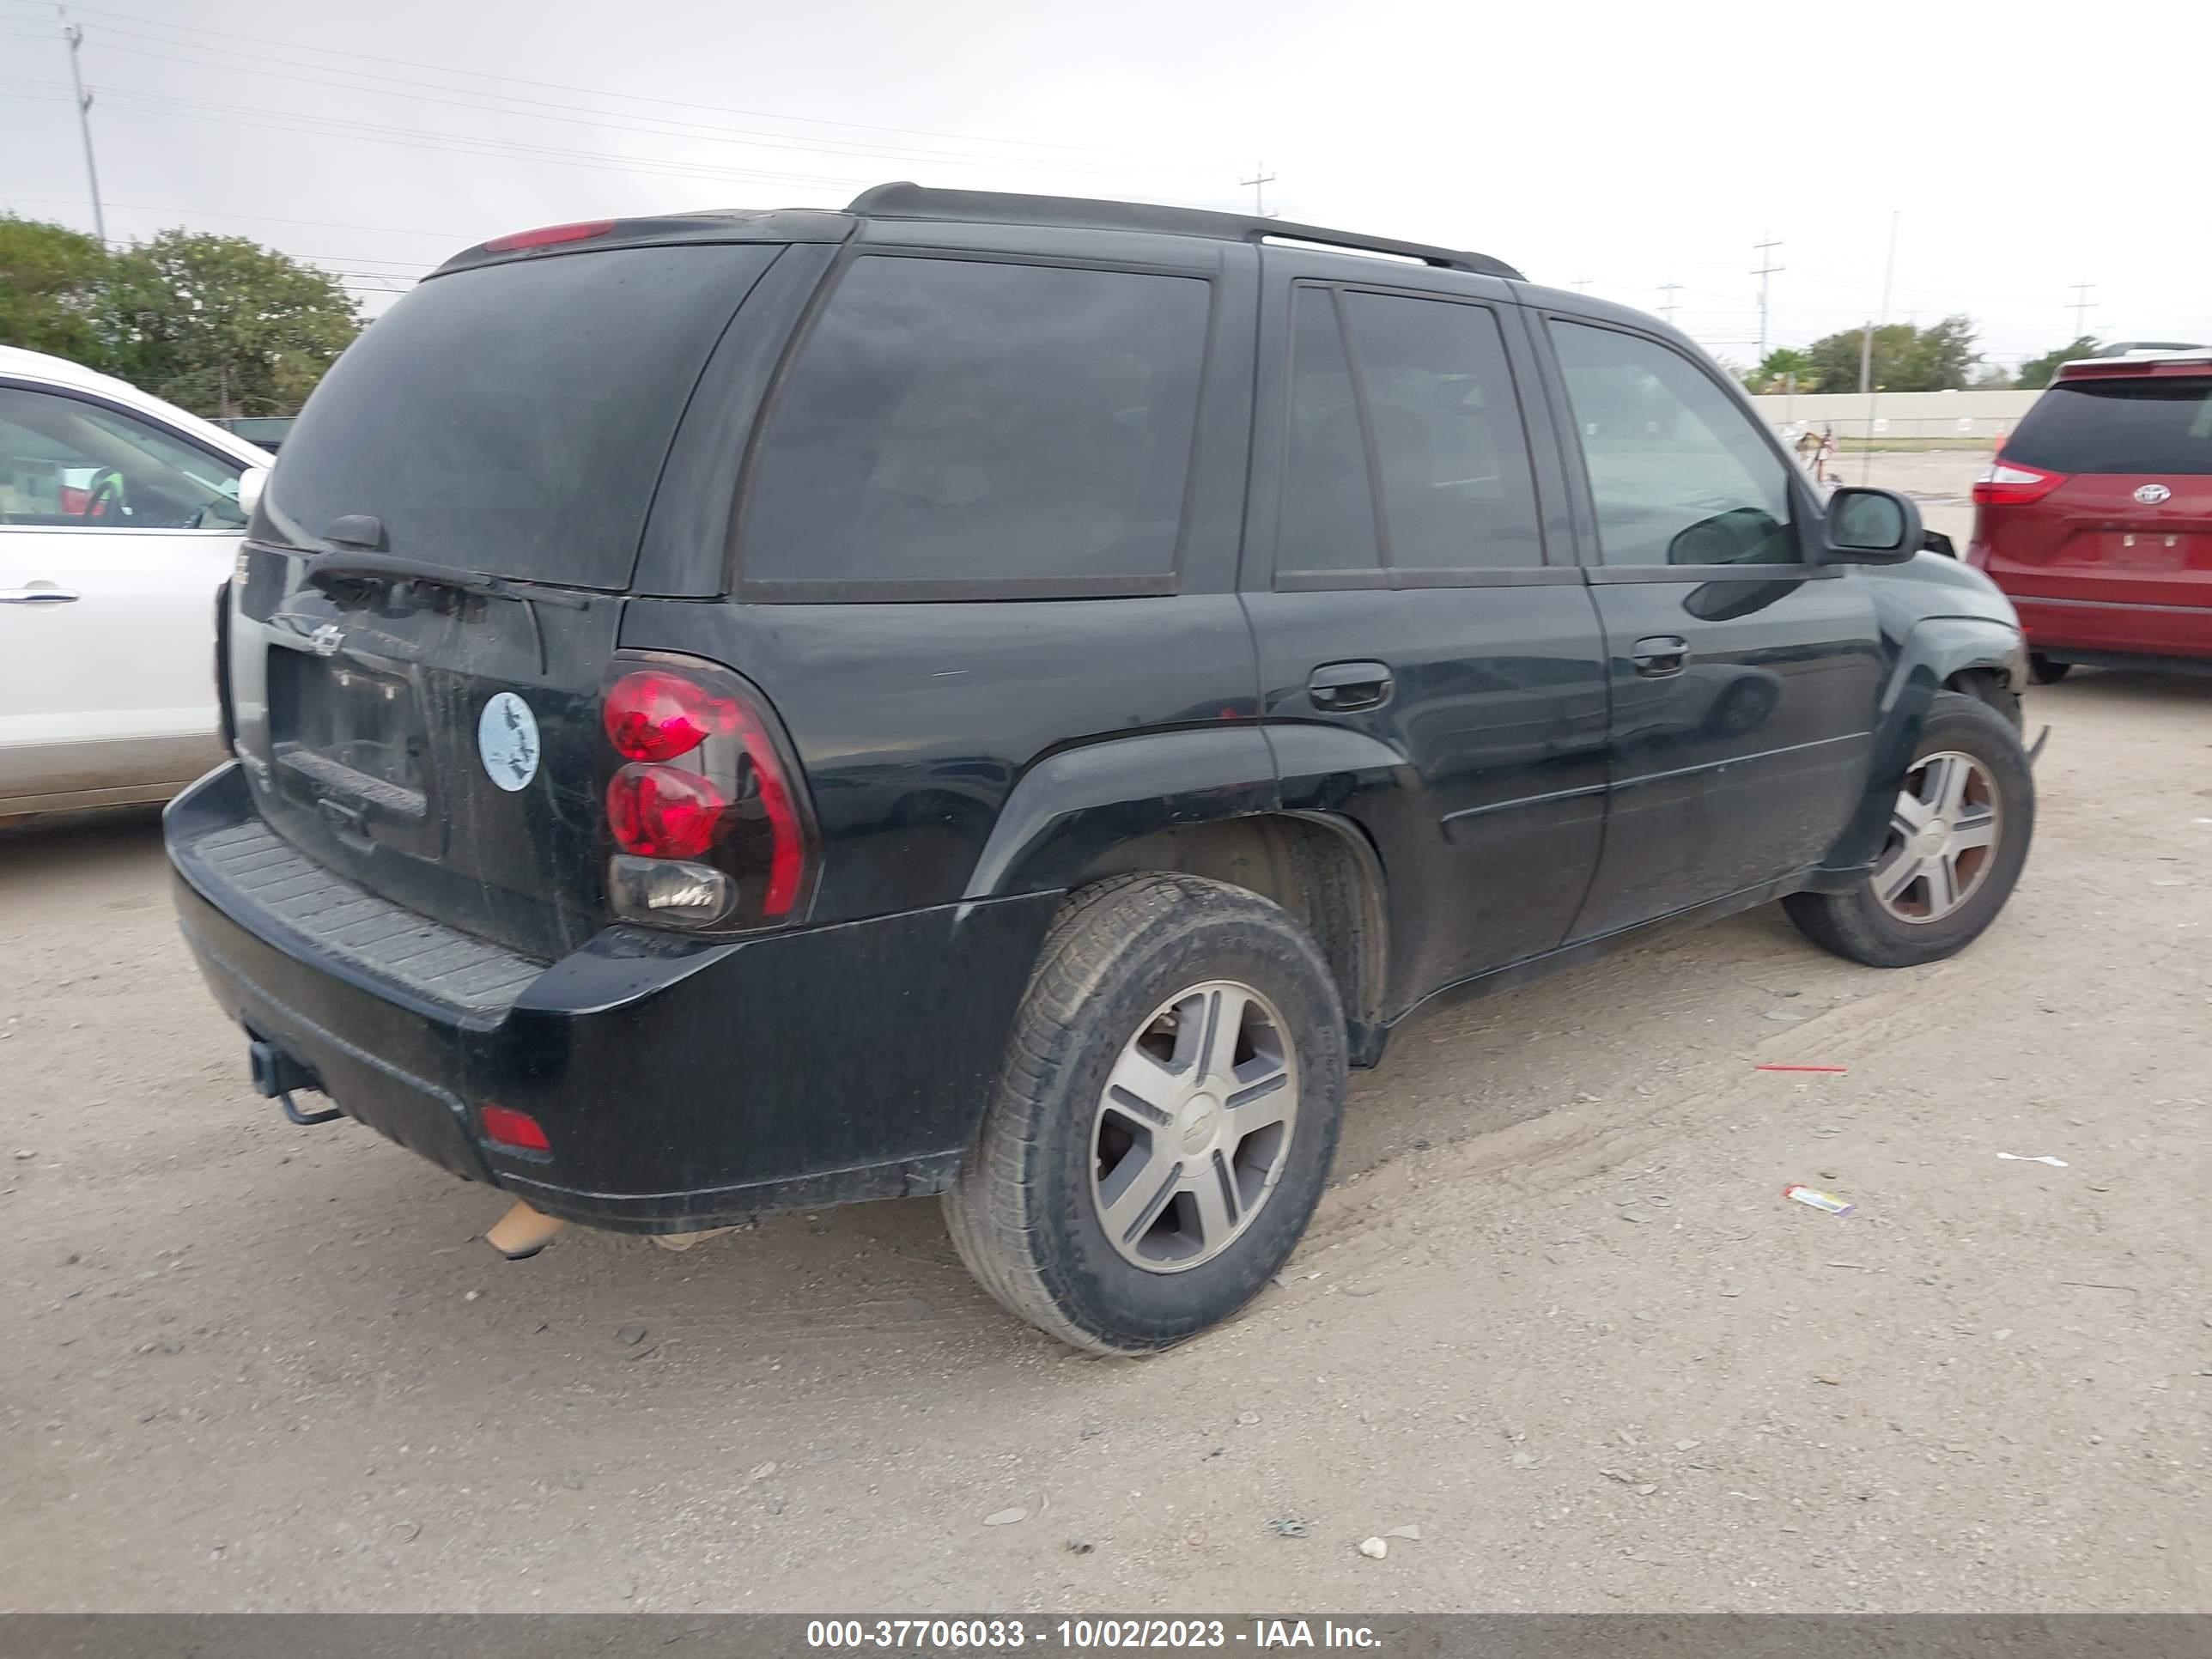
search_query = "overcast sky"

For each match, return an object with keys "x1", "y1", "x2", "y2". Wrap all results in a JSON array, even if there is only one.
[{"x1": 4, "y1": 0, "x2": 2207, "y2": 370}]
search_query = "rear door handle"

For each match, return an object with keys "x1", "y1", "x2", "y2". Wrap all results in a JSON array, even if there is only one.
[
  {"x1": 1, "y1": 586, "x2": 81, "y2": 604},
  {"x1": 1308, "y1": 660, "x2": 1394, "y2": 712},
  {"x1": 1630, "y1": 635, "x2": 1689, "y2": 678}
]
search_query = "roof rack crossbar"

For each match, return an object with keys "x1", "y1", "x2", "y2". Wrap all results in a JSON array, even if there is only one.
[{"x1": 846, "y1": 182, "x2": 1523, "y2": 281}]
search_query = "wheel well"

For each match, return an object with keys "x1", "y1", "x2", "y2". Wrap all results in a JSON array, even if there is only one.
[
  {"x1": 1068, "y1": 813, "x2": 1387, "y2": 1036},
  {"x1": 1945, "y1": 665, "x2": 2022, "y2": 729}
]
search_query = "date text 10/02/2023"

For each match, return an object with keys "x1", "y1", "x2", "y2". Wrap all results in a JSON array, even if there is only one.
[{"x1": 804, "y1": 1620, "x2": 1382, "y2": 1650}]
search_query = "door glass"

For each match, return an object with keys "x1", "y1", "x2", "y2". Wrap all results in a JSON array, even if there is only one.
[
  {"x1": 1550, "y1": 323, "x2": 1796, "y2": 566},
  {"x1": 1340, "y1": 291, "x2": 1541, "y2": 571},
  {"x1": 0, "y1": 387, "x2": 246, "y2": 530},
  {"x1": 1277, "y1": 287, "x2": 1382, "y2": 579},
  {"x1": 744, "y1": 255, "x2": 1210, "y2": 589}
]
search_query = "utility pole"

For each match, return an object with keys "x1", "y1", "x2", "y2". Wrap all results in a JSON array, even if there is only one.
[
  {"x1": 1753, "y1": 234, "x2": 1784, "y2": 362},
  {"x1": 59, "y1": 13, "x2": 106, "y2": 246},
  {"x1": 1239, "y1": 163, "x2": 1276, "y2": 219},
  {"x1": 1863, "y1": 210, "x2": 1899, "y2": 483},
  {"x1": 1572, "y1": 276, "x2": 1592, "y2": 293},
  {"x1": 2068, "y1": 281, "x2": 2095, "y2": 339},
  {"x1": 1658, "y1": 280, "x2": 1682, "y2": 325}
]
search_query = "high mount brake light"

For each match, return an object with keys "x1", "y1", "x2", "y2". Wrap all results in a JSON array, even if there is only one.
[
  {"x1": 599, "y1": 659, "x2": 816, "y2": 933},
  {"x1": 480, "y1": 219, "x2": 617, "y2": 253},
  {"x1": 1972, "y1": 460, "x2": 2067, "y2": 507}
]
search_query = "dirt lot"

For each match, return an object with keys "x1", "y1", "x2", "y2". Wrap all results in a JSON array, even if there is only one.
[{"x1": 2, "y1": 493, "x2": 2207, "y2": 1613}]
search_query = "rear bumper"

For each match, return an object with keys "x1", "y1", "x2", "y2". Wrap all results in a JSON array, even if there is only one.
[
  {"x1": 166, "y1": 764, "x2": 1057, "y2": 1231},
  {"x1": 2005, "y1": 593, "x2": 2212, "y2": 663}
]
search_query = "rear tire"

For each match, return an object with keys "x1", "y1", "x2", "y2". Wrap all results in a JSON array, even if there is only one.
[
  {"x1": 1784, "y1": 691, "x2": 2034, "y2": 969},
  {"x1": 2027, "y1": 653, "x2": 2072, "y2": 684},
  {"x1": 943, "y1": 873, "x2": 1346, "y2": 1353}
]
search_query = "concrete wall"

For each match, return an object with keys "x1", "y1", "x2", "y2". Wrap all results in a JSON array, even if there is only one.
[{"x1": 1749, "y1": 388, "x2": 2041, "y2": 444}]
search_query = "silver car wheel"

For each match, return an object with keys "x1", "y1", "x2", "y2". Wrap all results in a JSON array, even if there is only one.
[
  {"x1": 1090, "y1": 980, "x2": 1298, "y2": 1273},
  {"x1": 1872, "y1": 750, "x2": 2002, "y2": 924}
]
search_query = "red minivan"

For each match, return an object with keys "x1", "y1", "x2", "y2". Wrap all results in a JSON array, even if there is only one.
[{"x1": 1967, "y1": 350, "x2": 2212, "y2": 680}]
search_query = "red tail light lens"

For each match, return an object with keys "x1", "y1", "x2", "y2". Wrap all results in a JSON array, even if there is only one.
[
  {"x1": 481, "y1": 219, "x2": 616, "y2": 252},
  {"x1": 599, "y1": 655, "x2": 817, "y2": 933},
  {"x1": 607, "y1": 763, "x2": 728, "y2": 859},
  {"x1": 479, "y1": 1104, "x2": 550, "y2": 1152},
  {"x1": 604, "y1": 670, "x2": 740, "y2": 762},
  {"x1": 1972, "y1": 459, "x2": 2067, "y2": 506}
]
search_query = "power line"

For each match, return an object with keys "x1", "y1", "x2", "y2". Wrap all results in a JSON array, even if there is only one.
[
  {"x1": 0, "y1": 80, "x2": 891, "y2": 191},
  {"x1": 70, "y1": 30, "x2": 1215, "y2": 181},
  {"x1": 0, "y1": 0, "x2": 1222, "y2": 167}
]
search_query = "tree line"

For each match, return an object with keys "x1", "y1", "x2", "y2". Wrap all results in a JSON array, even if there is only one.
[
  {"x1": 0, "y1": 215, "x2": 362, "y2": 418},
  {"x1": 1740, "y1": 316, "x2": 2100, "y2": 397}
]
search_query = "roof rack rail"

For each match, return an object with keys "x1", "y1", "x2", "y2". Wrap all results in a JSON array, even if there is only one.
[{"x1": 847, "y1": 182, "x2": 1524, "y2": 281}]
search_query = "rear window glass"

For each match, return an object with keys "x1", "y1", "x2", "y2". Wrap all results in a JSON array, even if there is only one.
[
  {"x1": 742, "y1": 256, "x2": 1210, "y2": 592},
  {"x1": 264, "y1": 245, "x2": 776, "y2": 588},
  {"x1": 2006, "y1": 378, "x2": 2212, "y2": 476}
]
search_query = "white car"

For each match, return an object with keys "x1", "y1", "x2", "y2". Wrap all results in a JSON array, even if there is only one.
[{"x1": 0, "y1": 344, "x2": 272, "y2": 820}]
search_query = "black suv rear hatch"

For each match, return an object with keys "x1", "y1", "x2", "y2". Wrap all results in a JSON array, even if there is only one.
[{"x1": 228, "y1": 240, "x2": 786, "y2": 962}]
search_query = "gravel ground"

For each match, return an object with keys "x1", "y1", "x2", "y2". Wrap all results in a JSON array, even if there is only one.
[{"x1": 2, "y1": 466, "x2": 2205, "y2": 1613}]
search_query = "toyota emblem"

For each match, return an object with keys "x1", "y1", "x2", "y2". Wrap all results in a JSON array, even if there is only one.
[{"x1": 2135, "y1": 483, "x2": 2172, "y2": 505}]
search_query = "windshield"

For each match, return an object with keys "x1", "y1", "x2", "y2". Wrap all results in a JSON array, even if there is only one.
[
  {"x1": 2005, "y1": 377, "x2": 2212, "y2": 476},
  {"x1": 262, "y1": 243, "x2": 778, "y2": 588}
]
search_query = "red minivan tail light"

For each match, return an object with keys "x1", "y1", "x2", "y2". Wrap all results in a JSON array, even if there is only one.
[
  {"x1": 599, "y1": 656, "x2": 817, "y2": 933},
  {"x1": 1972, "y1": 459, "x2": 2067, "y2": 506},
  {"x1": 481, "y1": 219, "x2": 617, "y2": 253}
]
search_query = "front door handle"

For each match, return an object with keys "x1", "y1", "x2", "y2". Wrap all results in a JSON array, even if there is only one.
[
  {"x1": 1630, "y1": 635, "x2": 1689, "y2": 678},
  {"x1": 1, "y1": 585, "x2": 82, "y2": 604},
  {"x1": 1309, "y1": 660, "x2": 1394, "y2": 713}
]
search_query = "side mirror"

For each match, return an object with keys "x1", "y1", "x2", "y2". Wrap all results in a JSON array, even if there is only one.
[
  {"x1": 236, "y1": 465, "x2": 270, "y2": 520},
  {"x1": 1820, "y1": 486, "x2": 1921, "y2": 565}
]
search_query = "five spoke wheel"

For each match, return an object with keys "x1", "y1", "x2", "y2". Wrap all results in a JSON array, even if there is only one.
[
  {"x1": 1873, "y1": 750, "x2": 2002, "y2": 924},
  {"x1": 1091, "y1": 981, "x2": 1298, "y2": 1272}
]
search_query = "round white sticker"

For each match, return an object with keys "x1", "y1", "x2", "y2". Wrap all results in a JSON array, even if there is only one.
[{"x1": 477, "y1": 692, "x2": 541, "y2": 792}]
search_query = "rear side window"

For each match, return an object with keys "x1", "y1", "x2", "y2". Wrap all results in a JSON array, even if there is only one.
[
  {"x1": 743, "y1": 256, "x2": 1211, "y2": 594},
  {"x1": 264, "y1": 245, "x2": 777, "y2": 589},
  {"x1": 1339, "y1": 290, "x2": 1541, "y2": 573},
  {"x1": 1277, "y1": 288, "x2": 1382, "y2": 579},
  {"x1": 1274, "y1": 286, "x2": 1540, "y2": 585},
  {"x1": 2005, "y1": 378, "x2": 2212, "y2": 475}
]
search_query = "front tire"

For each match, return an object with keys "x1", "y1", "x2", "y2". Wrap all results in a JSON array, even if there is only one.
[
  {"x1": 2028, "y1": 653, "x2": 2072, "y2": 684},
  {"x1": 1784, "y1": 691, "x2": 2034, "y2": 968},
  {"x1": 943, "y1": 873, "x2": 1347, "y2": 1353}
]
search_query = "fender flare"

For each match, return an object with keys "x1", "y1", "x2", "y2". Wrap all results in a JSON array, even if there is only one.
[
  {"x1": 1818, "y1": 614, "x2": 2027, "y2": 877},
  {"x1": 962, "y1": 726, "x2": 1278, "y2": 900}
]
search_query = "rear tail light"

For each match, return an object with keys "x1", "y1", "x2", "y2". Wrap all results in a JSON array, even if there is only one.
[
  {"x1": 599, "y1": 654, "x2": 817, "y2": 933},
  {"x1": 1972, "y1": 459, "x2": 2067, "y2": 506},
  {"x1": 606, "y1": 763, "x2": 728, "y2": 859}
]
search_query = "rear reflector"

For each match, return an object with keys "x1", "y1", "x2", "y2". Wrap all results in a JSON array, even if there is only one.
[
  {"x1": 481, "y1": 219, "x2": 617, "y2": 253},
  {"x1": 479, "y1": 1104, "x2": 550, "y2": 1152},
  {"x1": 1972, "y1": 459, "x2": 2067, "y2": 506}
]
